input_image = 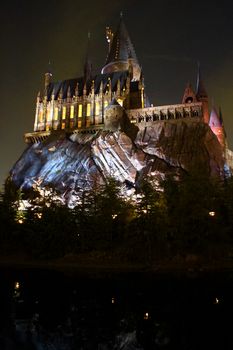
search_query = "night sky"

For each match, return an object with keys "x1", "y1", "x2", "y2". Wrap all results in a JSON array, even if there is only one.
[{"x1": 1, "y1": 0, "x2": 233, "y2": 187}]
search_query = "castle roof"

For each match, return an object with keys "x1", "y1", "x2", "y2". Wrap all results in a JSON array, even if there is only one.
[
  {"x1": 196, "y1": 64, "x2": 208, "y2": 99},
  {"x1": 105, "y1": 17, "x2": 138, "y2": 66},
  {"x1": 209, "y1": 107, "x2": 223, "y2": 127},
  {"x1": 46, "y1": 70, "x2": 139, "y2": 101}
]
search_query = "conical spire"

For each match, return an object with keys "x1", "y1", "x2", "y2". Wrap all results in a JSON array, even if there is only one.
[
  {"x1": 101, "y1": 16, "x2": 141, "y2": 80},
  {"x1": 209, "y1": 105, "x2": 223, "y2": 128},
  {"x1": 83, "y1": 32, "x2": 92, "y2": 82},
  {"x1": 182, "y1": 82, "x2": 197, "y2": 104},
  {"x1": 196, "y1": 62, "x2": 207, "y2": 99}
]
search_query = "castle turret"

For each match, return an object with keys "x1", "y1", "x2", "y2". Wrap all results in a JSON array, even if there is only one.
[
  {"x1": 44, "y1": 62, "x2": 52, "y2": 94},
  {"x1": 196, "y1": 64, "x2": 209, "y2": 124},
  {"x1": 83, "y1": 33, "x2": 92, "y2": 83},
  {"x1": 209, "y1": 106, "x2": 225, "y2": 150},
  {"x1": 101, "y1": 16, "x2": 141, "y2": 81},
  {"x1": 182, "y1": 82, "x2": 197, "y2": 104}
]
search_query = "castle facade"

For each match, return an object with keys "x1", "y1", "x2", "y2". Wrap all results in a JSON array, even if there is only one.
[{"x1": 25, "y1": 17, "x2": 226, "y2": 156}]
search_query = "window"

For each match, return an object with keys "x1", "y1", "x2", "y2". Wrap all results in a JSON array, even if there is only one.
[
  {"x1": 61, "y1": 122, "x2": 66, "y2": 129},
  {"x1": 78, "y1": 120, "x2": 82, "y2": 128},
  {"x1": 95, "y1": 102, "x2": 100, "y2": 115},
  {"x1": 86, "y1": 103, "x2": 91, "y2": 117},
  {"x1": 78, "y1": 104, "x2": 83, "y2": 118},
  {"x1": 70, "y1": 105, "x2": 74, "y2": 119},
  {"x1": 39, "y1": 110, "x2": 43, "y2": 123},
  {"x1": 70, "y1": 121, "x2": 74, "y2": 129},
  {"x1": 62, "y1": 106, "x2": 66, "y2": 120},
  {"x1": 104, "y1": 100, "x2": 108, "y2": 109},
  {"x1": 54, "y1": 107, "x2": 58, "y2": 121}
]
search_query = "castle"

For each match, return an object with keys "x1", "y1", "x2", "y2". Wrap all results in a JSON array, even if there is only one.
[{"x1": 24, "y1": 16, "x2": 229, "y2": 161}]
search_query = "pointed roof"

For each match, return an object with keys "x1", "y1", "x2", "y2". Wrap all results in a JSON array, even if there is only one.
[
  {"x1": 83, "y1": 32, "x2": 92, "y2": 82},
  {"x1": 209, "y1": 106, "x2": 223, "y2": 128},
  {"x1": 105, "y1": 17, "x2": 139, "y2": 66},
  {"x1": 182, "y1": 82, "x2": 197, "y2": 104},
  {"x1": 196, "y1": 63, "x2": 208, "y2": 99}
]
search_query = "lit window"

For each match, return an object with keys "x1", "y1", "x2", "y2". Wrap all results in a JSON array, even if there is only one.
[
  {"x1": 70, "y1": 105, "x2": 74, "y2": 119},
  {"x1": 46, "y1": 124, "x2": 50, "y2": 131},
  {"x1": 70, "y1": 121, "x2": 74, "y2": 129},
  {"x1": 78, "y1": 120, "x2": 82, "y2": 128},
  {"x1": 61, "y1": 122, "x2": 66, "y2": 129},
  {"x1": 62, "y1": 106, "x2": 66, "y2": 120},
  {"x1": 78, "y1": 104, "x2": 83, "y2": 118},
  {"x1": 46, "y1": 108, "x2": 51, "y2": 121},
  {"x1": 104, "y1": 100, "x2": 108, "y2": 108},
  {"x1": 39, "y1": 110, "x2": 43, "y2": 122},
  {"x1": 54, "y1": 107, "x2": 58, "y2": 121},
  {"x1": 95, "y1": 102, "x2": 100, "y2": 115},
  {"x1": 86, "y1": 103, "x2": 91, "y2": 117}
]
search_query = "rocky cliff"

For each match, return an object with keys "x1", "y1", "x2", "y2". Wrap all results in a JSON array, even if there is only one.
[{"x1": 10, "y1": 119, "x2": 225, "y2": 206}]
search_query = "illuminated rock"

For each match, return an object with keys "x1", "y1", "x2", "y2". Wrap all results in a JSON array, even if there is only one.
[{"x1": 10, "y1": 120, "x2": 225, "y2": 206}]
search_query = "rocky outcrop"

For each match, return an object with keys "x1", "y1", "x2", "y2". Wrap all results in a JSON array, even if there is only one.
[{"x1": 10, "y1": 119, "x2": 225, "y2": 205}]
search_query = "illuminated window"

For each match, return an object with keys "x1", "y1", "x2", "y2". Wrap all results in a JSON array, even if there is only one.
[
  {"x1": 46, "y1": 124, "x2": 50, "y2": 131},
  {"x1": 86, "y1": 103, "x2": 91, "y2": 117},
  {"x1": 61, "y1": 122, "x2": 66, "y2": 129},
  {"x1": 70, "y1": 105, "x2": 74, "y2": 119},
  {"x1": 46, "y1": 108, "x2": 51, "y2": 121},
  {"x1": 39, "y1": 110, "x2": 43, "y2": 123},
  {"x1": 78, "y1": 104, "x2": 83, "y2": 118},
  {"x1": 117, "y1": 98, "x2": 123, "y2": 106},
  {"x1": 95, "y1": 102, "x2": 100, "y2": 115},
  {"x1": 54, "y1": 107, "x2": 58, "y2": 121},
  {"x1": 62, "y1": 106, "x2": 66, "y2": 120},
  {"x1": 104, "y1": 100, "x2": 108, "y2": 109},
  {"x1": 70, "y1": 121, "x2": 74, "y2": 129},
  {"x1": 78, "y1": 120, "x2": 82, "y2": 128}
]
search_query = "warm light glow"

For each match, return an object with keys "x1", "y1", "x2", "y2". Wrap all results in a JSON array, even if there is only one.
[
  {"x1": 214, "y1": 297, "x2": 219, "y2": 304},
  {"x1": 15, "y1": 282, "x2": 20, "y2": 289},
  {"x1": 112, "y1": 214, "x2": 118, "y2": 219},
  {"x1": 112, "y1": 297, "x2": 115, "y2": 304},
  {"x1": 104, "y1": 100, "x2": 108, "y2": 109},
  {"x1": 54, "y1": 107, "x2": 58, "y2": 121},
  {"x1": 39, "y1": 109, "x2": 43, "y2": 123},
  {"x1": 117, "y1": 98, "x2": 123, "y2": 106},
  {"x1": 95, "y1": 102, "x2": 100, "y2": 115},
  {"x1": 61, "y1": 122, "x2": 66, "y2": 129},
  {"x1": 144, "y1": 312, "x2": 149, "y2": 320},
  {"x1": 70, "y1": 105, "x2": 74, "y2": 119},
  {"x1": 86, "y1": 103, "x2": 91, "y2": 117},
  {"x1": 78, "y1": 104, "x2": 83, "y2": 118},
  {"x1": 18, "y1": 219, "x2": 24, "y2": 224},
  {"x1": 209, "y1": 211, "x2": 215, "y2": 217},
  {"x1": 78, "y1": 120, "x2": 82, "y2": 128},
  {"x1": 62, "y1": 106, "x2": 66, "y2": 120}
]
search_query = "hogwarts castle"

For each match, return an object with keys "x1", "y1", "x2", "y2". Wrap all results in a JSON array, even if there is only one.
[
  {"x1": 10, "y1": 17, "x2": 233, "y2": 205},
  {"x1": 25, "y1": 17, "x2": 226, "y2": 151}
]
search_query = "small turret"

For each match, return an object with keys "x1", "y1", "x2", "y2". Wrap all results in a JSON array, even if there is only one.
[
  {"x1": 196, "y1": 63, "x2": 209, "y2": 124},
  {"x1": 182, "y1": 82, "x2": 197, "y2": 104},
  {"x1": 83, "y1": 32, "x2": 92, "y2": 83},
  {"x1": 44, "y1": 61, "x2": 52, "y2": 93}
]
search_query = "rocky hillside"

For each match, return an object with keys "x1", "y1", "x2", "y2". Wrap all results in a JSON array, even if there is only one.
[{"x1": 10, "y1": 119, "x2": 225, "y2": 205}]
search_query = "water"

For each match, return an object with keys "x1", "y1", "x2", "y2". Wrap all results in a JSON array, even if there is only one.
[{"x1": 0, "y1": 268, "x2": 233, "y2": 349}]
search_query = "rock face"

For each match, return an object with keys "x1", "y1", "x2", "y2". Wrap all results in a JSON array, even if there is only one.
[{"x1": 10, "y1": 119, "x2": 225, "y2": 205}]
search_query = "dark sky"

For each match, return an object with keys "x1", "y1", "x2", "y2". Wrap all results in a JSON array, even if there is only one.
[{"x1": 1, "y1": 0, "x2": 233, "y2": 186}]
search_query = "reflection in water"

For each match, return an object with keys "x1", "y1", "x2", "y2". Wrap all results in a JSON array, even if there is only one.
[{"x1": 0, "y1": 269, "x2": 233, "y2": 349}]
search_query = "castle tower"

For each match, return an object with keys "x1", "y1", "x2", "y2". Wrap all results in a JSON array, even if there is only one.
[
  {"x1": 196, "y1": 64, "x2": 209, "y2": 124},
  {"x1": 44, "y1": 61, "x2": 52, "y2": 94},
  {"x1": 182, "y1": 82, "x2": 197, "y2": 104},
  {"x1": 209, "y1": 106, "x2": 225, "y2": 150},
  {"x1": 83, "y1": 32, "x2": 92, "y2": 82},
  {"x1": 101, "y1": 16, "x2": 141, "y2": 81}
]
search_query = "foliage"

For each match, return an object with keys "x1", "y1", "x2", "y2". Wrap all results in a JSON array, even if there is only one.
[{"x1": 1, "y1": 174, "x2": 233, "y2": 263}]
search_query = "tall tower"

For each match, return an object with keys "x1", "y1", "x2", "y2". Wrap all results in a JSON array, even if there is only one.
[
  {"x1": 101, "y1": 16, "x2": 141, "y2": 81},
  {"x1": 83, "y1": 32, "x2": 92, "y2": 82},
  {"x1": 44, "y1": 61, "x2": 52, "y2": 94},
  {"x1": 196, "y1": 63, "x2": 209, "y2": 124},
  {"x1": 182, "y1": 82, "x2": 197, "y2": 104}
]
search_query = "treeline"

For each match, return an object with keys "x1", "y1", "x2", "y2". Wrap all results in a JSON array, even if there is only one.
[{"x1": 1, "y1": 174, "x2": 233, "y2": 264}]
